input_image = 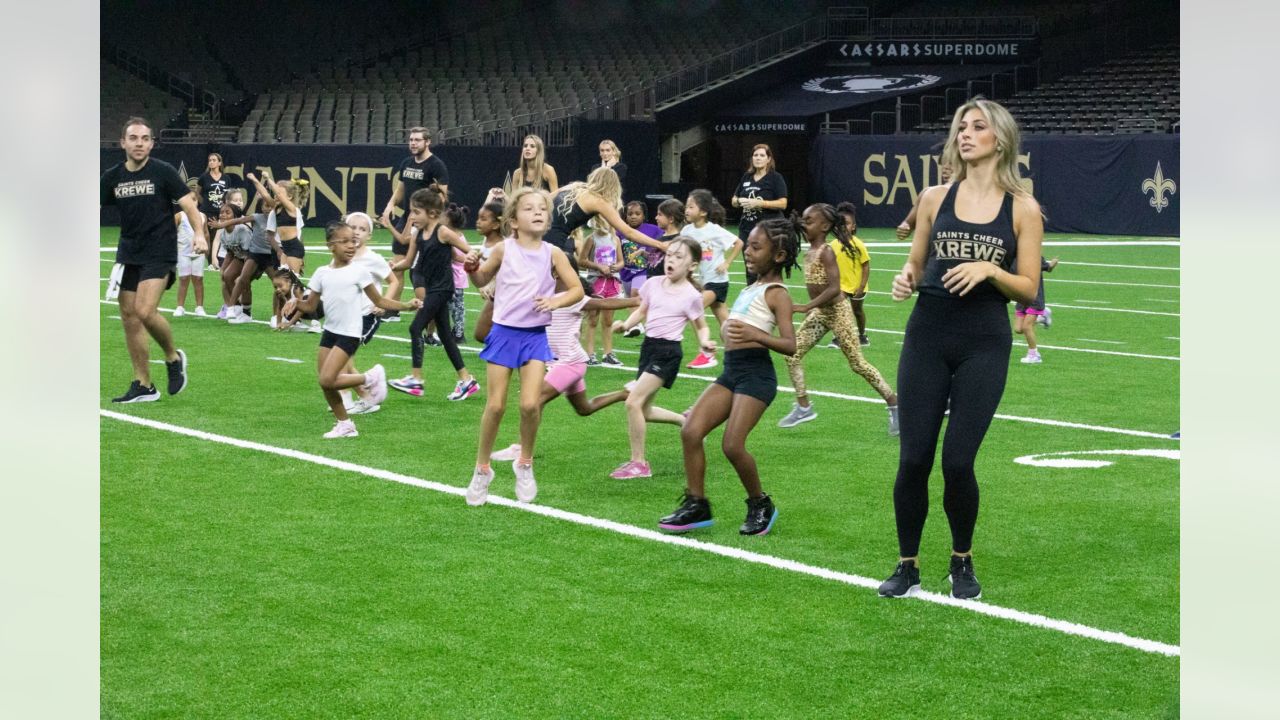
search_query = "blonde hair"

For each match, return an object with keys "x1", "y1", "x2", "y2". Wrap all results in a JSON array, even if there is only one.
[
  {"x1": 599, "y1": 139, "x2": 621, "y2": 161},
  {"x1": 277, "y1": 178, "x2": 310, "y2": 210},
  {"x1": 344, "y1": 211, "x2": 374, "y2": 234},
  {"x1": 502, "y1": 186, "x2": 552, "y2": 235},
  {"x1": 557, "y1": 166, "x2": 622, "y2": 220},
  {"x1": 940, "y1": 97, "x2": 1030, "y2": 200},
  {"x1": 513, "y1": 134, "x2": 549, "y2": 191}
]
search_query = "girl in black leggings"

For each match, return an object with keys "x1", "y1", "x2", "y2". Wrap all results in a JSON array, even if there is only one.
[
  {"x1": 386, "y1": 186, "x2": 480, "y2": 401},
  {"x1": 878, "y1": 98, "x2": 1044, "y2": 601}
]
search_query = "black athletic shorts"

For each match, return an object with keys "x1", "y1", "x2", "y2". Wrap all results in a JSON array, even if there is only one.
[
  {"x1": 247, "y1": 252, "x2": 276, "y2": 278},
  {"x1": 119, "y1": 263, "x2": 175, "y2": 292},
  {"x1": 281, "y1": 238, "x2": 305, "y2": 259},
  {"x1": 636, "y1": 336, "x2": 683, "y2": 389},
  {"x1": 713, "y1": 348, "x2": 778, "y2": 405},
  {"x1": 319, "y1": 330, "x2": 360, "y2": 356},
  {"x1": 360, "y1": 313, "x2": 381, "y2": 345},
  {"x1": 704, "y1": 281, "x2": 729, "y2": 305}
]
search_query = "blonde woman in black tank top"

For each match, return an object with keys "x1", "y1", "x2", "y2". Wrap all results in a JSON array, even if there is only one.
[{"x1": 878, "y1": 98, "x2": 1044, "y2": 602}]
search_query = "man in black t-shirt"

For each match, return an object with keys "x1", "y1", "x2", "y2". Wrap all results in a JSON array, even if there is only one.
[
  {"x1": 379, "y1": 126, "x2": 450, "y2": 312},
  {"x1": 100, "y1": 117, "x2": 206, "y2": 403}
]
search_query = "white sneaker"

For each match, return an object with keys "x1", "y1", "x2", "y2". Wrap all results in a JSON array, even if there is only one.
[
  {"x1": 1039, "y1": 307, "x2": 1053, "y2": 328},
  {"x1": 193, "y1": 306, "x2": 206, "y2": 317},
  {"x1": 309, "y1": 319, "x2": 323, "y2": 334},
  {"x1": 173, "y1": 306, "x2": 185, "y2": 317},
  {"x1": 490, "y1": 443, "x2": 522, "y2": 462},
  {"x1": 228, "y1": 311, "x2": 254, "y2": 324},
  {"x1": 323, "y1": 419, "x2": 358, "y2": 438},
  {"x1": 362, "y1": 364, "x2": 388, "y2": 405},
  {"x1": 466, "y1": 466, "x2": 495, "y2": 506},
  {"x1": 1021, "y1": 351, "x2": 1042, "y2": 364},
  {"x1": 343, "y1": 395, "x2": 357, "y2": 412},
  {"x1": 268, "y1": 315, "x2": 278, "y2": 329},
  {"x1": 348, "y1": 399, "x2": 381, "y2": 415},
  {"x1": 514, "y1": 461, "x2": 537, "y2": 503}
]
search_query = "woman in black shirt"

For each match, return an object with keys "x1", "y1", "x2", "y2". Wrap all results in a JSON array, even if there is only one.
[{"x1": 731, "y1": 144, "x2": 788, "y2": 282}]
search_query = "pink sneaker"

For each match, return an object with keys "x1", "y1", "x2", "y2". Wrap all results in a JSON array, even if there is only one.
[
  {"x1": 610, "y1": 460, "x2": 652, "y2": 479},
  {"x1": 687, "y1": 352, "x2": 717, "y2": 369}
]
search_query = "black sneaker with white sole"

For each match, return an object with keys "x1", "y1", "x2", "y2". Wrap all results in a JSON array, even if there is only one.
[
  {"x1": 739, "y1": 494, "x2": 778, "y2": 535},
  {"x1": 877, "y1": 560, "x2": 921, "y2": 597},
  {"x1": 112, "y1": 381, "x2": 160, "y2": 404},
  {"x1": 948, "y1": 555, "x2": 982, "y2": 600},
  {"x1": 166, "y1": 349, "x2": 188, "y2": 395}
]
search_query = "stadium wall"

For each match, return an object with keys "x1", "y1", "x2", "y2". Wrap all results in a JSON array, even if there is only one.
[
  {"x1": 100, "y1": 121, "x2": 659, "y2": 227},
  {"x1": 810, "y1": 134, "x2": 1180, "y2": 236}
]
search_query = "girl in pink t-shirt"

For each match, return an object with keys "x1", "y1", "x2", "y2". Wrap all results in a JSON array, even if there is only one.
[{"x1": 608, "y1": 236, "x2": 716, "y2": 479}]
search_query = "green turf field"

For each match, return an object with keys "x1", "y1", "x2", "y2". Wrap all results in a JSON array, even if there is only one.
[{"x1": 99, "y1": 226, "x2": 1179, "y2": 718}]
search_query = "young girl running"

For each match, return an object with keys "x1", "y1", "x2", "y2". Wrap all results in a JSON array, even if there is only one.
[
  {"x1": 444, "y1": 204, "x2": 471, "y2": 344},
  {"x1": 835, "y1": 202, "x2": 873, "y2": 347},
  {"x1": 464, "y1": 187, "x2": 584, "y2": 506},
  {"x1": 681, "y1": 189, "x2": 742, "y2": 370},
  {"x1": 625, "y1": 199, "x2": 685, "y2": 338},
  {"x1": 1015, "y1": 256, "x2": 1058, "y2": 363},
  {"x1": 578, "y1": 218, "x2": 624, "y2": 365},
  {"x1": 284, "y1": 221, "x2": 422, "y2": 439},
  {"x1": 341, "y1": 211, "x2": 394, "y2": 414},
  {"x1": 660, "y1": 218, "x2": 801, "y2": 535},
  {"x1": 172, "y1": 208, "x2": 208, "y2": 316},
  {"x1": 608, "y1": 236, "x2": 715, "y2": 479},
  {"x1": 619, "y1": 200, "x2": 663, "y2": 297},
  {"x1": 778, "y1": 205, "x2": 899, "y2": 435},
  {"x1": 386, "y1": 187, "x2": 479, "y2": 401},
  {"x1": 471, "y1": 200, "x2": 505, "y2": 342}
]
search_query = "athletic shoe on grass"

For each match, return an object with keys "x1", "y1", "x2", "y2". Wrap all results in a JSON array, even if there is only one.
[
  {"x1": 948, "y1": 555, "x2": 982, "y2": 600},
  {"x1": 887, "y1": 405, "x2": 900, "y2": 437},
  {"x1": 658, "y1": 493, "x2": 713, "y2": 533},
  {"x1": 390, "y1": 377, "x2": 424, "y2": 397},
  {"x1": 173, "y1": 306, "x2": 185, "y2": 317},
  {"x1": 466, "y1": 466, "x2": 495, "y2": 506},
  {"x1": 610, "y1": 460, "x2": 652, "y2": 479},
  {"x1": 348, "y1": 399, "x2": 381, "y2": 415},
  {"x1": 111, "y1": 381, "x2": 160, "y2": 404},
  {"x1": 740, "y1": 494, "x2": 778, "y2": 535},
  {"x1": 193, "y1": 306, "x2": 206, "y2": 317},
  {"x1": 490, "y1": 444, "x2": 522, "y2": 462},
  {"x1": 166, "y1": 349, "x2": 188, "y2": 395},
  {"x1": 601, "y1": 353, "x2": 622, "y2": 366},
  {"x1": 323, "y1": 419, "x2": 358, "y2": 439},
  {"x1": 878, "y1": 561, "x2": 921, "y2": 598},
  {"x1": 361, "y1": 364, "x2": 388, "y2": 405},
  {"x1": 623, "y1": 323, "x2": 643, "y2": 338},
  {"x1": 514, "y1": 461, "x2": 537, "y2": 503},
  {"x1": 777, "y1": 402, "x2": 816, "y2": 428},
  {"x1": 447, "y1": 378, "x2": 479, "y2": 401},
  {"x1": 687, "y1": 352, "x2": 717, "y2": 369}
]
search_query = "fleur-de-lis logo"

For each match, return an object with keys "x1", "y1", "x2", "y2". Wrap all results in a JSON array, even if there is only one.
[{"x1": 1141, "y1": 162, "x2": 1177, "y2": 214}]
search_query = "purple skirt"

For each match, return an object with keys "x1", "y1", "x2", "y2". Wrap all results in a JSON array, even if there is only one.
[{"x1": 479, "y1": 323, "x2": 554, "y2": 369}]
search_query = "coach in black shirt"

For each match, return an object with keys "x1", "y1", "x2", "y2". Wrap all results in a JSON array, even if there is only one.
[
  {"x1": 731, "y1": 143, "x2": 789, "y2": 283},
  {"x1": 100, "y1": 116, "x2": 205, "y2": 403}
]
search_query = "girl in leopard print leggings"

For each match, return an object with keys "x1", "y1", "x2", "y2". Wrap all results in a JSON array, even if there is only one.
[{"x1": 777, "y1": 205, "x2": 899, "y2": 435}]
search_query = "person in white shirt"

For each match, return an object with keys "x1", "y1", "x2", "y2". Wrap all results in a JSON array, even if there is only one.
[
  {"x1": 172, "y1": 208, "x2": 208, "y2": 317},
  {"x1": 680, "y1": 189, "x2": 742, "y2": 370}
]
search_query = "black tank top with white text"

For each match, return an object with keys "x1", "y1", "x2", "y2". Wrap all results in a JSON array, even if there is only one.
[{"x1": 919, "y1": 181, "x2": 1018, "y2": 304}]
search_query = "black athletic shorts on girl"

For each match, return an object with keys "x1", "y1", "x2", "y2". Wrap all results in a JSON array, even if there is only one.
[
  {"x1": 360, "y1": 314, "x2": 382, "y2": 345},
  {"x1": 704, "y1": 281, "x2": 729, "y2": 305},
  {"x1": 637, "y1": 336, "x2": 683, "y2": 389},
  {"x1": 713, "y1": 348, "x2": 777, "y2": 405},
  {"x1": 319, "y1": 330, "x2": 360, "y2": 356},
  {"x1": 281, "y1": 238, "x2": 306, "y2": 259}
]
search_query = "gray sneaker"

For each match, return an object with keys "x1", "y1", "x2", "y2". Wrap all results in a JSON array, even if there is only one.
[
  {"x1": 777, "y1": 402, "x2": 817, "y2": 428},
  {"x1": 887, "y1": 405, "x2": 900, "y2": 437}
]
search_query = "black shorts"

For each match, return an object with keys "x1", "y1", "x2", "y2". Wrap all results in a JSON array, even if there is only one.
[
  {"x1": 281, "y1": 238, "x2": 305, "y2": 259},
  {"x1": 119, "y1": 263, "x2": 175, "y2": 292},
  {"x1": 247, "y1": 252, "x2": 276, "y2": 278},
  {"x1": 319, "y1": 330, "x2": 360, "y2": 356},
  {"x1": 704, "y1": 282, "x2": 729, "y2": 305},
  {"x1": 360, "y1": 313, "x2": 381, "y2": 345},
  {"x1": 713, "y1": 348, "x2": 778, "y2": 405},
  {"x1": 637, "y1": 336, "x2": 683, "y2": 389},
  {"x1": 392, "y1": 239, "x2": 410, "y2": 257}
]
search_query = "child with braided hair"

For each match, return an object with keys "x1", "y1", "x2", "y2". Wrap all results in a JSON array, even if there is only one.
[{"x1": 777, "y1": 204, "x2": 899, "y2": 435}]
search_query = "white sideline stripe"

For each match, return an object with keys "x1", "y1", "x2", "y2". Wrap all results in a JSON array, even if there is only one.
[
  {"x1": 1075, "y1": 339, "x2": 1126, "y2": 345},
  {"x1": 1072, "y1": 300, "x2": 1112, "y2": 305},
  {"x1": 1146, "y1": 299, "x2": 1180, "y2": 304},
  {"x1": 1059, "y1": 261, "x2": 1179, "y2": 271},
  {"x1": 1164, "y1": 337, "x2": 1179, "y2": 341},
  {"x1": 728, "y1": 267, "x2": 1179, "y2": 290},
  {"x1": 99, "y1": 409, "x2": 1180, "y2": 658},
  {"x1": 98, "y1": 300, "x2": 1177, "y2": 434},
  {"x1": 381, "y1": 353, "x2": 413, "y2": 360},
  {"x1": 266, "y1": 356, "x2": 303, "y2": 364},
  {"x1": 1048, "y1": 304, "x2": 1178, "y2": 317}
]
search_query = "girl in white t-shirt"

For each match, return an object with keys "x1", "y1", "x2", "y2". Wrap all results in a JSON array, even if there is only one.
[
  {"x1": 578, "y1": 217, "x2": 624, "y2": 365},
  {"x1": 681, "y1": 189, "x2": 742, "y2": 370},
  {"x1": 285, "y1": 221, "x2": 422, "y2": 439},
  {"x1": 172, "y1": 209, "x2": 207, "y2": 317}
]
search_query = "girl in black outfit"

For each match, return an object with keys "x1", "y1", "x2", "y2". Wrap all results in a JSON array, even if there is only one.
[
  {"x1": 878, "y1": 98, "x2": 1044, "y2": 601},
  {"x1": 730, "y1": 143, "x2": 788, "y2": 284}
]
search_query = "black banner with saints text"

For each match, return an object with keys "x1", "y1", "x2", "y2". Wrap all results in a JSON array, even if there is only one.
[{"x1": 809, "y1": 134, "x2": 1179, "y2": 236}]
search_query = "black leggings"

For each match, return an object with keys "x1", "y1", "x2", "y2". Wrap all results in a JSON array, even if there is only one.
[
  {"x1": 410, "y1": 290, "x2": 466, "y2": 372},
  {"x1": 893, "y1": 296, "x2": 1011, "y2": 557}
]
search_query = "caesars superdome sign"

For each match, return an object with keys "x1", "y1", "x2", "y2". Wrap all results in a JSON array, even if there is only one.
[{"x1": 828, "y1": 39, "x2": 1038, "y2": 63}]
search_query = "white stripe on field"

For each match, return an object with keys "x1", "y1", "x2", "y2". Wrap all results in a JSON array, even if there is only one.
[
  {"x1": 1072, "y1": 299, "x2": 1112, "y2": 305},
  {"x1": 1165, "y1": 337, "x2": 1179, "y2": 341},
  {"x1": 99, "y1": 300, "x2": 1178, "y2": 432},
  {"x1": 1058, "y1": 261, "x2": 1179, "y2": 271},
  {"x1": 99, "y1": 409, "x2": 1180, "y2": 658},
  {"x1": 728, "y1": 268, "x2": 1178, "y2": 291},
  {"x1": 1075, "y1": 339, "x2": 1126, "y2": 345},
  {"x1": 266, "y1": 357, "x2": 303, "y2": 364},
  {"x1": 1047, "y1": 304, "x2": 1178, "y2": 317}
]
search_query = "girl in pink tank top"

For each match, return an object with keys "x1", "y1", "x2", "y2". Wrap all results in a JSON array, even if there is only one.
[{"x1": 462, "y1": 187, "x2": 584, "y2": 507}]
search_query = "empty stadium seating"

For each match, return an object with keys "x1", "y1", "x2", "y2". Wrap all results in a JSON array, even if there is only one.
[{"x1": 100, "y1": 64, "x2": 189, "y2": 144}]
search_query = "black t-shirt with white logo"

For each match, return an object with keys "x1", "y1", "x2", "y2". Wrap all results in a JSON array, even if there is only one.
[
  {"x1": 196, "y1": 172, "x2": 242, "y2": 214},
  {"x1": 101, "y1": 158, "x2": 193, "y2": 266},
  {"x1": 395, "y1": 154, "x2": 450, "y2": 216},
  {"x1": 733, "y1": 170, "x2": 788, "y2": 241}
]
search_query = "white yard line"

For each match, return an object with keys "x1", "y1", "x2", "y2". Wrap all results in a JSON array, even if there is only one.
[
  {"x1": 1047, "y1": 304, "x2": 1178, "y2": 317},
  {"x1": 1075, "y1": 339, "x2": 1127, "y2": 345},
  {"x1": 1072, "y1": 300, "x2": 1112, "y2": 305},
  {"x1": 266, "y1": 357, "x2": 303, "y2": 364},
  {"x1": 99, "y1": 409, "x2": 1180, "y2": 658}
]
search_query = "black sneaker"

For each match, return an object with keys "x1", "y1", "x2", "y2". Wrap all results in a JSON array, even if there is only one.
[
  {"x1": 948, "y1": 555, "x2": 982, "y2": 600},
  {"x1": 739, "y1": 494, "x2": 778, "y2": 535},
  {"x1": 878, "y1": 560, "x2": 921, "y2": 598},
  {"x1": 859, "y1": 335, "x2": 870, "y2": 347},
  {"x1": 166, "y1": 349, "x2": 188, "y2": 395},
  {"x1": 658, "y1": 493, "x2": 713, "y2": 533},
  {"x1": 111, "y1": 381, "x2": 160, "y2": 404}
]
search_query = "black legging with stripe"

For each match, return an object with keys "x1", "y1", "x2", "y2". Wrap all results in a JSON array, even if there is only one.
[
  {"x1": 410, "y1": 289, "x2": 466, "y2": 372},
  {"x1": 893, "y1": 294, "x2": 1011, "y2": 557}
]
